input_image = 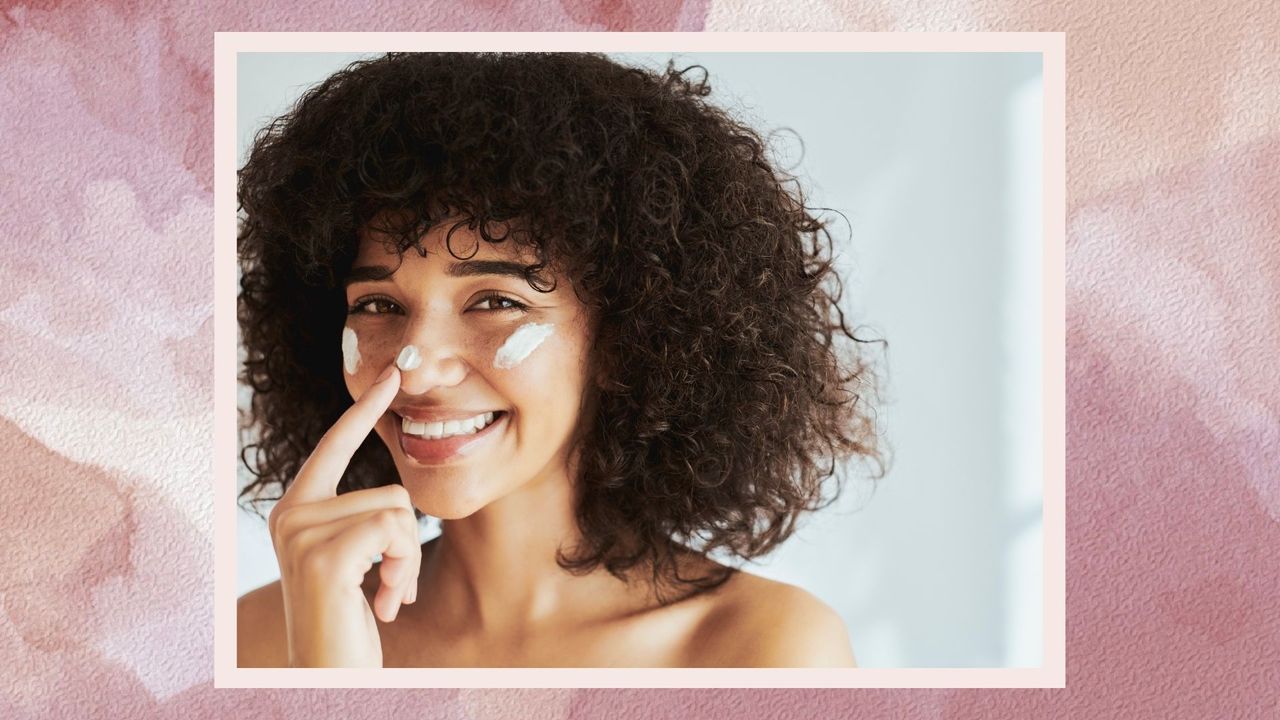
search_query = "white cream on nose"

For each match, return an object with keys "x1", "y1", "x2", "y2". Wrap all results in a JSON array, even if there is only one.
[
  {"x1": 396, "y1": 344, "x2": 423, "y2": 371},
  {"x1": 342, "y1": 326, "x2": 361, "y2": 375},
  {"x1": 494, "y1": 322, "x2": 554, "y2": 370}
]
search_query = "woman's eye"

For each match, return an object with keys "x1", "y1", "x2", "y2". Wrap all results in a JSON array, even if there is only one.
[
  {"x1": 473, "y1": 293, "x2": 529, "y2": 313},
  {"x1": 347, "y1": 297, "x2": 401, "y2": 315}
]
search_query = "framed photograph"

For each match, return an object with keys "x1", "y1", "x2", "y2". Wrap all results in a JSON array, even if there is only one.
[{"x1": 215, "y1": 32, "x2": 1064, "y2": 687}]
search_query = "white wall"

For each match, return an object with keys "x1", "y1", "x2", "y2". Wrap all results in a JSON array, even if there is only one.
[{"x1": 235, "y1": 50, "x2": 1044, "y2": 668}]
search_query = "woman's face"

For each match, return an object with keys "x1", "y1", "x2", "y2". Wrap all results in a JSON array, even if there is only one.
[{"x1": 341, "y1": 220, "x2": 596, "y2": 519}]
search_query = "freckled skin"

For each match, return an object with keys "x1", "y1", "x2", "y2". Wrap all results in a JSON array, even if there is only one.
[
  {"x1": 341, "y1": 224, "x2": 595, "y2": 521},
  {"x1": 493, "y1": 322, "x2": 555, "y2": 370}
]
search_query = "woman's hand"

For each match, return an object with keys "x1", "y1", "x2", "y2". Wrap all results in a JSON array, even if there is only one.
[{"x1": 267, "y1": 364, "x2": 421, "y2": 668}]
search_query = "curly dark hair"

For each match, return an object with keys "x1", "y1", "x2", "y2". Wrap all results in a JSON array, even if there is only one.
[{"x1": 237, "y1": 51, "x2": 889, "y2": 606}]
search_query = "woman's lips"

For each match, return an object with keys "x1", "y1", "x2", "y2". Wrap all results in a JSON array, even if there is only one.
[{"x1": 395, "y1": 411, "x2": 507, "y2": 465}]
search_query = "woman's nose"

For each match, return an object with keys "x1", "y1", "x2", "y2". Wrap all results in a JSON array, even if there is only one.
[{"x1": 396, "y1": 330, "x2": 470, "y2": 395}]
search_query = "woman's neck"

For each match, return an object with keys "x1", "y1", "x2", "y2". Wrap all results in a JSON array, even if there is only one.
[{"x1": 423, "y1": 462, "x2": 627, "y2": 635}]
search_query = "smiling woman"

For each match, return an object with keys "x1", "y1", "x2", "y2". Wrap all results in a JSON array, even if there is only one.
[
  {"x1": 235, "y1": 51, "x2": 888, "y2": 668},
  {"x1": 339, "y1": 220, "x2": 597, "y2": 503}
]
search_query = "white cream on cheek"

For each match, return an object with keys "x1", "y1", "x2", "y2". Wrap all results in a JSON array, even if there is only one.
[
  {"x1": 342, "y1": 326, "x2": 361, "y2": 375},
  {"x1": 493, "y1": 322, "x2": 554, "y2": 370}
]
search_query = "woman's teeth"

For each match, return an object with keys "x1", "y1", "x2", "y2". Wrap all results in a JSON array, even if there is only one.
[{"x1": 401, "y1": 411, "x2": 497, "y2": 439}]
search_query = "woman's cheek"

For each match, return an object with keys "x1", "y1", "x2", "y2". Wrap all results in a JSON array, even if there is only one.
[
  {"x1": 341, "y1": 326, "x2": 363, "y2": 375},
  {"x1": 491, "y1": 322, "x2": 556, "y2": 371},
  {"x1": 341, "y1": 323, "x2": 402, "y2": 394},
  {"x1": 488, "y1": 320, "x2": 591, "y2": 404}
]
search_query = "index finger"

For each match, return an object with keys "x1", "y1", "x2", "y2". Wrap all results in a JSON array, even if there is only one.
[{"x1": 287, "y1": 364, "x2": 401, "y2": 504}]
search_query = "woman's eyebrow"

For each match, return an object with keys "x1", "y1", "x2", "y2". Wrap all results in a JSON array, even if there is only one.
[
  {"x1": 446, "y1": 259, "x2": 533, "y2": 280},
  {"x1": 344, "y1": 259, "x2": 538, "y2": 287},
  {"x1": 343, "y1": 264, "x2": 395, "y2": 286}
]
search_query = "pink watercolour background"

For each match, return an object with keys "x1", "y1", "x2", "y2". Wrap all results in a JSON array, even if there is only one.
[{"x1": 0, "y1": 1, "x2": 1276, "y2": 719}]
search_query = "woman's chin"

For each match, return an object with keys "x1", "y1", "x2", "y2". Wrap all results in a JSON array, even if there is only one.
[
  {"x1": 419, "y1": 505, "x2": 481, "y2": 521},
  {"x1": 396, "y1": 471, "x2": 491, "y2": 520}
]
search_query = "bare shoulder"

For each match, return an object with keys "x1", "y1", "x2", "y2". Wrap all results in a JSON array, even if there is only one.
[
  {"x1": 237, "y1": 580, "x2": 289, "y2": 668},
  {"x1": 685, "y1": 568, "x2": 857, "y2": 668}
]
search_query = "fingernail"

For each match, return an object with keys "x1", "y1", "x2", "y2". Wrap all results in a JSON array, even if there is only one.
[{"x1": 376, "y1": 365, "x2": 396, "y2": 384}]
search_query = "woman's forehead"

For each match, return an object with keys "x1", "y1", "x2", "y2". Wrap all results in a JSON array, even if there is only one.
[{"x1": 353, "y1": 219, "x2": 539, "y2": 268}]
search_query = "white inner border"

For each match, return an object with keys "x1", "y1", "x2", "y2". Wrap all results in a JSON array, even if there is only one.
[{"x1": 215, "y1": 31, "x2": 1066, "y2": 689}]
